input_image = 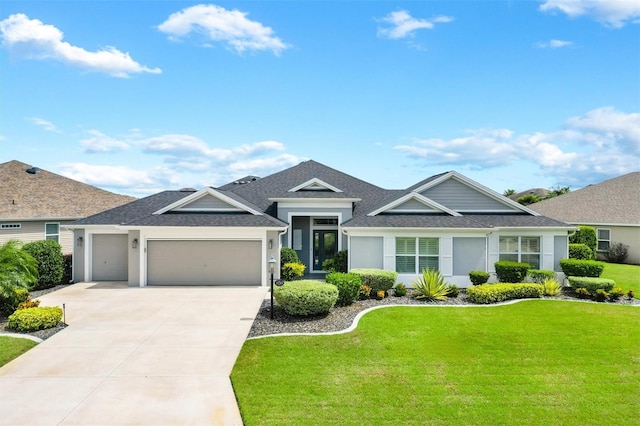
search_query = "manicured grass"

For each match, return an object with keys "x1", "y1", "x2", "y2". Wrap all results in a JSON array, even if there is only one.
[
  {"x1": 601, "y1": 262, "x2": 640, "y2": 298},
  {"x1": 0, "y1": 336, "x2": 37, "y2": 367},
  {"x1": 232, "y1": 301, "x2": 640, "y2": 425}
]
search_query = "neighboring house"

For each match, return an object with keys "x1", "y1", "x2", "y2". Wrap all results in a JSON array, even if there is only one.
[
  {"x1": 68, "y1": 160, "x2": 574, "y2": 287},
  {"x1": 0, "y1": 160, "x2": 135, "y2": 254},
  {"x1": 530, "y1": 172, "x2": 640, "y2": 265}
]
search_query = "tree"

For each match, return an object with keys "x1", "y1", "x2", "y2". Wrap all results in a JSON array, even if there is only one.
[
  {"x1": 0, "y1": 240, "x2": 39, "y2": 298},
  {"x1": 503, "y1": 189, "x2": 516, "y2": 196},
  {"x1": 516, "y1": 194, "x2": 542, "y2": 206},
  {"x1": 546, "y1": 186, "x2": 571, "y2": 198}
]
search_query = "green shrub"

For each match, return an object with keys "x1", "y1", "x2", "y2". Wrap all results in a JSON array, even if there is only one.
[
  {"x1": 494, "y1": 261, "x2": 530, "y2": 283},
  {"x1": 6, "y1": 306, "x2": 63, "y2": 332},
  {"x1": 569, "y1": 226, "x2": 597, "y2": 257},
  {"x1": 560, "y1": 259, "x2": 605, "y2": 277},
  {"x1": 281, "y1": 262, "x2": 306, "y2": 281},
  {"x1": 595, "y1": 289, "x2": 609, "y2": 302},
  {"x1": 274, "y1": 280, "x2": 338, "y2": 316},
  {"x1": 568, "y1": 277, "x2": 615, "y2": 294},
  {"x1": 22, "y1": 240, "x2": 64, "y2": 290},
  {"x1": 609, "y1": 287, "x2": 624, "y2": 301},
  {"x1": 326, "y1": 272, "x2": 361, "y2": 306},
  {"x1": 605, "y1": 242, "x2": 629, "y2": 264},
  {"x1": 350, "y1": 269, "x2": 397, "y2": 293},
  {"x1": 542, "y1": 278, "x2": 561, "y2": 296},
  {"x1": 412, "y1": 269, "x2": 449, "y2": 301},
  {"x1": 569, "y1": 244, "x2": 593, "y2": 260},
  {"x1": 469, "y1": 270, "x2": 490, "y2": 286},
  {"x1": 393, "y1": 283, "x2": 407, "y2": 297},
  {"x1": 446, "y1": 284, "x2": 460, "y2": 298},
  {"x1": 575, "y1": 287, "x2": 590, "y2": 299},
  {"x1": 280, "y1": 247, "x2": 300, "y2": 277},
  {"x1": 527, "y1": 269, "x2": 555, "y2": 284},
  {"x1": 466, "y1": 283, "x2": 543, "y2": 304},
  {"x1": 0, "y1": 288, "x2": 30, "y2": 317},
  {"x1": 322, "y1": 250, "x2": 348, "y2": 273},
  {"x1": 359, "y1": 284, "x2": 372, "y2": 299}
]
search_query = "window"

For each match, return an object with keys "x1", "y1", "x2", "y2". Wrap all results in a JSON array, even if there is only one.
[
  {"x1": 597, "y1": 229, "x2": 610, "y2": 252},
  {"x1": 499, "y1": 236, "x2": 540, "y2": 269},
  {"x1": 396, "y1": 237, "x2": 439, "y2": 273},
  {"x1": 1, "y1": 223, "x2": 21, "y2": 229},
  {"x1": 45, "y1": 223, "x2": 59, "y2": 243}
]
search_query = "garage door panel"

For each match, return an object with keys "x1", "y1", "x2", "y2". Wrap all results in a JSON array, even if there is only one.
[
  {"x1": 92, "y1": 234, "x2": 128, "y2": 281},
  {"x1": 147, "y1": 240, "x2": 261, "y2": 286}
]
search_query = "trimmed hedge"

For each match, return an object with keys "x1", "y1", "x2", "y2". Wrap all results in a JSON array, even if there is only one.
[
  {"x1": 568, "y1": 277, "x2": 615, "y2": 294},
  {"x1": 469, "y1": 270, "x2": 490, "y2": 286},
  {"x1": 350, "y1": 269, "x2": 397, "y2": 292},
  {"x1": 7, "y1": 306, "x2": 63, "y2": 332},
  {"x1": 326, "y1": 272, "x2": 361, "y2": 306},
  {"x1": 466, "y1": 283, "x2": 544, "y2": 304},
  {"x1": 22, "y1": 240, "x2": 64, "y2": 290},
  {"x1": 274, "y1": 280, "x2": 338, "y2": 316},
  {"x1": 569, "y1": 226, "x2": 597, "y2": 257},
  {"x1": 560, "y1": 259, "x2": 605, "y2": 277},
  {"x1": 494, "y1": 261, "x2": 530, "y2": 283},
  {"x1": 322, "y1": 250, "x2": 348, "y2": 273},
  {"x1": 569, "y1": 243, "x2": 593, "y2": 260},
  {"x1": 527, "y1": 269, "x2": 555, "y2": 284}
]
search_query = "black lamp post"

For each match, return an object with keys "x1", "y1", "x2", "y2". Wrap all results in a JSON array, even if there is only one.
[{"x1": 269, "y1": 256, "x2": 277, "y2": 319}]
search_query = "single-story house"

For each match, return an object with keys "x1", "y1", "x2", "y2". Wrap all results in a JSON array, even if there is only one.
[
  {"x1": 530, "y1": 172, "x2": 640, "y2": 265},
  {"x1": 67, "y1": 160, "x2": 574, "y2": 287},
  {"x1": 0, "y1": 160, "x2": 135, "y2": 254}
]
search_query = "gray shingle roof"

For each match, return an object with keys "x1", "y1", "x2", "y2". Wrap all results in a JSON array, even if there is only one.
[
  {"x1": 0, "y1": 160, "x2": 135, "y2": 220},
  {"x1": 529, "y1": 172, "x2": 640, "y2": 225},
  {"x1": 343, "y1": 215, "x2": 489, "y2": 228}
]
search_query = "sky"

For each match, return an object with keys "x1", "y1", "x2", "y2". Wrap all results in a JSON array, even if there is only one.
[{"x1": 1, "y1": 0, "x2": 639, "y2": 197}]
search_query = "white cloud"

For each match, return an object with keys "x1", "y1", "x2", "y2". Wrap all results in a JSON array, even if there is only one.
[
  {"x1": 81, "y1": 130, "x2": 130, "y2": 153},
  {"x1": 29, "y1": 117, "x2": 61, "y2": 133},
  {"x1": 394, "y1": 107, "x2": 640, "y2": 185},
  {"x1": 540, "y1": 0, "x2": 640, "y2": 28},
  {"x1": 228, "y1": 153, "x2": 302, "y2": 172},
  {"x1": 0, "y1": 14, "x2": 161, "y2": 77},
  {"x1": 158, "y1": 4, "x2": 289, "y2": 55},
  {"x1": 377, "y1": 10, "x2": 453, "y2": 40},
  {"x1": 535, "y1": 39, "x2": 574, "y2": 48},
  {"x1": 57, "y1": 163, "x2": 156, "y2": 188}
]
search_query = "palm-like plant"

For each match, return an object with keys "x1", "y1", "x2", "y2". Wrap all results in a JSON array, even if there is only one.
[
  {"x1": 412, "y1": 268, "x2": 449, "y2": 301},
  {"x1": 0, "y1": 240, "x2": 39, "y2": 298}
]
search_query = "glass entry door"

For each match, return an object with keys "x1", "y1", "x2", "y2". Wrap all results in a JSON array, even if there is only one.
[{"x1": 313, "y1": 230, "x2": 338, "y2": 271}]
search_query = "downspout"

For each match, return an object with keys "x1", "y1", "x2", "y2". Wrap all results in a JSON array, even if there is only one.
[
  {"x1": 341, "y1": 227, "x2": 349, "y2": 271},
  {"x1": 485, "y1": 231, "x2": 493, "y2": 276}
]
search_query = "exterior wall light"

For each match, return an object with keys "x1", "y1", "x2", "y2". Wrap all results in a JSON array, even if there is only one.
[
  {"x1": 132, "y1": 238, "x2": 138, "y2": 249},
  {"x1": 77, "y1": 236, "x2": 83, "y2": 247}
]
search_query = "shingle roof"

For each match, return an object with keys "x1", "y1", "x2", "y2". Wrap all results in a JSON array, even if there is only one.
[
  {"x1": 0, "y1": 160, "x2": 135, "y2": 220},
  {"x1": 72, "y1": 190, "x2": 286, "y2": 228},
  {"x1": 529, "y1": 172, "x2": 640, "y2": 225},
  {"x1": 343, "y1": 215, "x2": 489, "y2": 228}
]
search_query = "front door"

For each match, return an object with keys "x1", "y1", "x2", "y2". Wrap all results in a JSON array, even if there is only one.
[{"x1": 313, "y1": 230, "x2": 338, "y2": 271}]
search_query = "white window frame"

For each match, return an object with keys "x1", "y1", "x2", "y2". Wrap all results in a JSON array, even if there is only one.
[
  {"x1": 395, "y1": 237, "x2": 439, "y2": 273},
  {"x1": 499, "y1": 236, "x2": 541, "y2": 269},
  {"x1": 1, "y1": 223, "x2": 21, "y2": 229},
  {"x1": 596, "y1": 228, "x2": 611, "y2": 252},
  {"x1": 45, "y1": 222, "x2": 60, "y2": 243}
]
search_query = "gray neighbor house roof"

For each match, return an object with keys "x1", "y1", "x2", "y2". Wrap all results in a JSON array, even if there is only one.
[
  {"x1": 529, "y1": 172, "x2": 640, "y2": 225},
  {"x1": 0, "y1": 160, "x2": 135, "y2": 221},
  {"x1": 73, "y1": 160, "x2": 570, "y2": 229}
]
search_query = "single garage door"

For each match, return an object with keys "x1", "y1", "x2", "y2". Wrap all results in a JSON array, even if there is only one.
[
  {"x1": 92, "y1": 234, "x2": 128, "y2": 281},
  {"x1": 147, "y1": 240, "x2": 261, "y2": 286}
]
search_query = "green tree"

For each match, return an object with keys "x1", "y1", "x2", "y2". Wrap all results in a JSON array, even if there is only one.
[
  {"x1": 546, "y1": 186, "x2": 570, "y2": 199},
  {"x1": 503, "y1": 189, "x2": 516, "y2": 196},
  {"x1": 516, "y1": 194, "x2": 542, "y2": 205},
  {"x1": 0, "y1": 240, "x2": 39, "y2": 298}
]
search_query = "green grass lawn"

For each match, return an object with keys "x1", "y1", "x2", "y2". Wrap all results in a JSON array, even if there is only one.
[
  {"x1": 232, "y1": 301, "x2": 640, "y2": 425},
  {"x1": 601, "y1": 262, "x2": 640, "y2": 298},
  {"x1": 0, "y1": 336, "x2": 37, "y2": 367}
]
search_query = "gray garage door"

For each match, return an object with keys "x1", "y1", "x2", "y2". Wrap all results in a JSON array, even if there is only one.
[
  {"x1": 92, "y1": 234, "x2": 128, "y2": 281},
  {"x1": 147, "y1": 240, "x2": 261, "y2": 286}
]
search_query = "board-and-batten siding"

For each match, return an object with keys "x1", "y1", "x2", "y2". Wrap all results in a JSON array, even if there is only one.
[
  {"x1": 420, "y1": 178, "x2": 518, "y2": 211},
  {"x1": 178, "y1": 194, "x2": 238, "y2": 210},
  {"x1": 0, "y1": 220, "x2": 74, "y2": 254}
]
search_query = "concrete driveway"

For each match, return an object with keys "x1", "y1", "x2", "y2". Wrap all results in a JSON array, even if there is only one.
[{"x1": 0, "y1": 282, "x2": 267, "y2": 426}]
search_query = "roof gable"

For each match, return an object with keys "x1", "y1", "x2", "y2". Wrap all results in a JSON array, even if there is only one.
[
  {"x1": 368, "y1": 193, "x2": 461, "y2": 217},
  {"x1": 154, "y1": 187, "x2": 261, "y2": 215},
  {"x1": 415, "y1": 172, "x2": 538, "y2": 214},
  {"x1": 288, "y1": 178, "x2": 343, "y2": 193}
]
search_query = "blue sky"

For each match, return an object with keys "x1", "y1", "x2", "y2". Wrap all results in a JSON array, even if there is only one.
[{"x1": 1, "y1": 1, "x2": 638, "y2": 197}]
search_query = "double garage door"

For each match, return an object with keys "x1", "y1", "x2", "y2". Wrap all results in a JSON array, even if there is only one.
[{"x1": 147, "y1": 240, "x2": 261, "y2": 286}]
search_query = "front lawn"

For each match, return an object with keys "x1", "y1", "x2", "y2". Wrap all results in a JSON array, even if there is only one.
[
  {"x1": 601, "y1": 262, "x2": 640, "y2": 298},
  {"x1": 232, "y1": 301, "x2": 640, "y2": 425},
  {"x1": 0, "y1": 336, "x2": 37, "y2": 367}
]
